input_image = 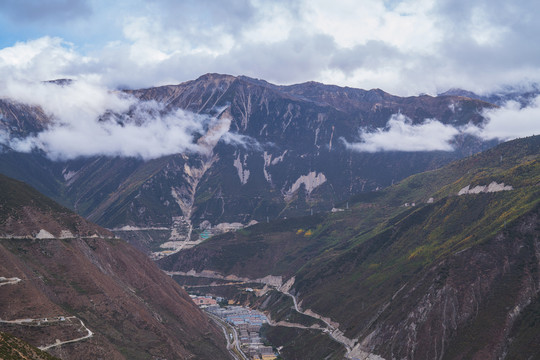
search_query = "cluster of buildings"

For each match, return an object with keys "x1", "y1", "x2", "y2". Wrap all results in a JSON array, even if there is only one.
[
  {"x1": 207, "y1": 306, "x2": 277, "y2": 360},
  {"x1": 152, "y1": 219, "x2": 257, "y2": 259}
]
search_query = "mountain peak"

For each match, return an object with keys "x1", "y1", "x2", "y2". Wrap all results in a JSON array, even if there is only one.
[
  {"x1": 194, "y1": 72, "x2": 237, "y2": 83},
  {"x1": 438, "y1": 88, "x2": 482, "y2": 99}
]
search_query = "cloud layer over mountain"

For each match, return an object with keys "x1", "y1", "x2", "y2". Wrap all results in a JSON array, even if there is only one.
[
  {"x1": 474, "y1": 97, "x2": 540, "y2": 140},
  {"x1": 0, "y1": 80, "x2": 247, "y2": 160},
  {"x1": 1, "y1": 77, "x2": 538, "y2": 159},
  {"x1": 343, "y1": 114, "x2": 460, "y2": 152},
  {"x1": 343, "y1": 98, "x2": 540, "y2": 153}
]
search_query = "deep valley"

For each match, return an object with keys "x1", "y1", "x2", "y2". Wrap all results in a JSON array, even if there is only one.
[{"x1": 0, "y1": 75, "x2": 539, "y2": 360}]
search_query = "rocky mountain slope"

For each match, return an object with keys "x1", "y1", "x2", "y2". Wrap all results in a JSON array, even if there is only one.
[
  {"x1": 0, "y1": 174, "x2": 231, "y2": 359},
  {"x1": 159, "y1": 135, "x2": 540, "y2": 359},
  {"x1": 0, "y1": 74, "x2": 496, "y2": 255},
  {"x1": 439, "y1": 85, "x2": 540, "y2": 107}
]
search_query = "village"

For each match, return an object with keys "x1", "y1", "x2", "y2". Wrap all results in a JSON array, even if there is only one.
[
  {"x1": 190, "y1": 295, "x2": 278, "y2": 360},
  {"x1": 151, "y1": 218, "x2": 252, "y2": 260}
]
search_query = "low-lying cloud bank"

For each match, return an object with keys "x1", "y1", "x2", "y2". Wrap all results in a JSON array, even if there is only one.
[
  {"x1": 469, "y1": 96, "x2": 540, "y2": 140},
  {"x1": 0, "y1": 80, "x2": 255, "y2": 160},
  {"x1": 1, "y1": 79, "x2": 538, "y2": 159},
  {"x1": 342, "y1": 114, "x2": 460, "y2": 152},
  {"x1": 344, "y1": 97, "x2": 540, "y2": 152}
]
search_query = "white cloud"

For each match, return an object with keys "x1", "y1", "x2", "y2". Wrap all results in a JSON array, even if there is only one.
[
  {"x1": 241, "y1": 1, "x2": 294, "y2": 45},
  {"x1": 345, "y1": 97, "x2": 540, "y2": 153},
  {"x1": 302, "y1": 0, "x2": 440, "y2": 54},
  {"x1": 0, "y1": 37, "x2": 87, "y2": 82},
  {"x1": 220, "y1": 131, "x2": 262, "y2": 151},
  {"x1": 8, "y1": 104, "x2": 210, "y2": 160},
  {"x1": 0, "y1": 37, "x2": 262, "y2": 160},
  {"x1": 2, "y1": 79, "x2": 132, "y2": 119},
  {"x1": 343, "y1": 113, "x2": 460, "y2": 152},
  {"x1": 469, "y1": 7, "x2": 509, "y2": 45},
  {"x1": 0, "y1": 79, "x2": 258, "y2": 160},
  {"x1": 465, "y1": 96, "x2": 540, "y2": 140}
]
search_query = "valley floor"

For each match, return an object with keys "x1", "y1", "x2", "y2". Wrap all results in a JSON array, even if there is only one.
[{"x1": 174, "y1": 271, "x2": 384, "y2": 360}]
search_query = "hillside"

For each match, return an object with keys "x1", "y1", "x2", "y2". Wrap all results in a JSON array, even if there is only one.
[
  {"x1": 0, "y1": 331, "x2": 60, "y2": 360},
  {"x1": 0, "y1": 74, "x2": 496, "y2": 255},
  {"x1": 159, "y1": 135, "x2": 540, "y2": 359},
  {"x1": 0, "y1": 174, "x2": 231, "y2": 359}
]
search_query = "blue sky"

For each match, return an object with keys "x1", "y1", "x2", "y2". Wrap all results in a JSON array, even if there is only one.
[{"x1": 0, "y1": 0, "x2": 539, "y2": 94}]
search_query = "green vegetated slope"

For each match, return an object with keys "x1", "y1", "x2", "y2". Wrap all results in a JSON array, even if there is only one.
[
  {"x1": 0, "y1": 173, "x2": 70, "y2": 223},
  {"x1": 261, "y1": 326, "x2": 346, "y2": 360},
  {"x1": 160, "y1": 135, "x2": 540, "y2": 359}
]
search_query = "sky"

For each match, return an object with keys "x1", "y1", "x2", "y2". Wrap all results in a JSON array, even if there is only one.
[
  {"x1": 0, "y1": 0, "x2": 539, "y2": 159},
  {"x1": 0, "y1": 0, "x2": 539, "y2": 94}
]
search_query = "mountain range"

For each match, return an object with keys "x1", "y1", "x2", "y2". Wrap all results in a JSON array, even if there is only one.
[
  {"x1": 1, "y1": 74, "x2": 539, "y2": 360},
  {"x1": 0, "y1": 73, "x2": 498, "y2": 256}
]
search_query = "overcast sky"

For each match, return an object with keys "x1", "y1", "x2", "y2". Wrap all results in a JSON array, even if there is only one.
[
  {"x1": 0, "y1": 0, "x2": 539, "y2": 95},
  {"x1": 0, "y1": 0, "x2": 539, "y2": 159}
]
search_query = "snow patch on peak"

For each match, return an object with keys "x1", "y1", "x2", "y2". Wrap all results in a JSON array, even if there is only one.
[
  {"x1": 262, "y1": 150, "x2": 288, "y2": 185},
  {"x1": 271, "y1": 150, "x2": 287, "y2": 165},
  {"x1": 62, "y1": 170, "x2": 77, "y2": 182},
  {"x1": 263, "y1": 151, "x2": 273, "y2": 184}
]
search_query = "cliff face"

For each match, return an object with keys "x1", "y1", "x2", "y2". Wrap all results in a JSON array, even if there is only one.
[
  {"x1": 0, "y1": 74, "x2": 495, "y2": 254},
  {"x1": 0, "y1": 174, "x2": 231, "y2": 360},
  {"x1": 363, "y1": 210, "x2": 539, "y2": 360}
]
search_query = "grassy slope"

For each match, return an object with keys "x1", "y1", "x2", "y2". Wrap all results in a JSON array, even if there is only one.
[
  {"x1": 292, "y1": 136, "x2": 539, "y2": 332},
  {"x1": 0, "y1": 173, "x2": 68, "y2": 220}
]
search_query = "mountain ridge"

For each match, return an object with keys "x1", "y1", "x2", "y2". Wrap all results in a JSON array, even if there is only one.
[{"x1": 1, "y1": 74, "x2": 499, "y2": 255}]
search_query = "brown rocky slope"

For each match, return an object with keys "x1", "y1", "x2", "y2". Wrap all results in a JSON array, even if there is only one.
[{"x1": 0, "y1": 174, "x2": 231, "y2": 359}]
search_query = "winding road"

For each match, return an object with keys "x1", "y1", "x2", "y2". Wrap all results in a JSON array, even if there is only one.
[
  {"x1": 39, "y1": 317, "x2": 93, "y2": 350},
  {"x1": 172, "y1": 270, "x2": 369, "y2": 359},
  {"x1": 205, "y1": 311, "x2": 248, "y2": 360},
  {"x1": 0, "y1": 315, "x2": 94, "y2": 350},
  {"x1": 0, "y1": 275, "x2": 94, "y2": 350},
  {"x1": 280, "y1": 290, "x2": 355, "y2": 354}
]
